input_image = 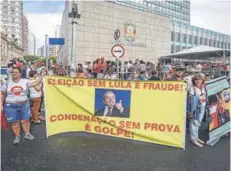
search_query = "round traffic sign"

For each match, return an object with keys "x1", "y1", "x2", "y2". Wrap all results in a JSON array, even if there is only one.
[
  {"x1": 114, "y1": 29, "x2": 120, "y2": 41},
  {"x1": 111, "y1": 44, "x2": 125, "y2": 59}
]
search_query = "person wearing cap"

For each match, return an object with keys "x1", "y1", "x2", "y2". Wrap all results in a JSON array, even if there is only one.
[{"x1": 167, "y1": 67, "x2": 184, "y2": 81}]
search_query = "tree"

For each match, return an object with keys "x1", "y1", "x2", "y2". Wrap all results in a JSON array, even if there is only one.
[
  {"x1": 23, "y1": 55, "x2": 40, "y2": 62},
  {"x1": 38, "y1": 57, "x2": 56, "y2": 64}
]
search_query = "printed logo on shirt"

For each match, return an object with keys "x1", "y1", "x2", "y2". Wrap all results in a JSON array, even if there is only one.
[
  {"x1": 7, "y1": 117, "x2": 12, "y2": 121},
  {"x1": 11, "y1": 86, "x2": 24, "y2": 96}
]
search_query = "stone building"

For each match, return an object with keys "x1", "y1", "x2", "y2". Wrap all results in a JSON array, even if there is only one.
[
  {"x1": 58, "y1": 1, "x2": 171, "y2": 66},
  {"x1": 0, "y1": 33, "x2": 24, "y2": 65}
]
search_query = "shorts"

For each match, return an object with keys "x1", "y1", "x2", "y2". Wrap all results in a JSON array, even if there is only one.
[{"x1": 4, "y1": 102, "x2": 30, "y2": 122}]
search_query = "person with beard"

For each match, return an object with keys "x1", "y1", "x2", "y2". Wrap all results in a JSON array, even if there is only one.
[{"x1": 167, "y1": 67, "x2": 184, "y2": 81}]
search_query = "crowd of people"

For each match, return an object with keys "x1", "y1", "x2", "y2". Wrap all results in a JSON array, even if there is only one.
[{"x1": 1, "y1": 57, "x2": 230, "y2": 147}]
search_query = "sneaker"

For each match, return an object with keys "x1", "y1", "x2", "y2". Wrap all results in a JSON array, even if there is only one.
[
  {"x1": 13, "y1": 136, "x2": 21, "y2": 145},
  {"x1": 33, "y1": 120, "x2": 42, "y2": 124},
  {"x1": 24, "y1": 133, "x2": 35, "y2": 140}
]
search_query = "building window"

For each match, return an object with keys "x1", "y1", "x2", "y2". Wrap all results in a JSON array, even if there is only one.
[
  {"x1": 200, "y1": 37, "x2": 203, "y2": 45},
  {"x1": 228, "y1": 43, "x2": 230, "y2": 49},
  {"x1": 171, "y1": 45, "x2": 174, "y2": 53},
  {"x1": 194, "y1": 36, "x2": 198, "y2": 44},
  {"x1": 205, "y1": 38, "x2": 208, "y2": 45},
  {"x1": 221, "y1": 42, "x2": 224, "y2": 48},
  {"x1": 213, "y1": 40, "x2": 216, "y2": 47},
  {"x1": 189, "y1": 35, "x2": 192, "y2": 44},
  {"x1": 217, "y1": 41, "x2": 220, "y2": 48},
  {"x1": 209, "y1": 39, "x2": 212, "y2": 46},
  {"x1": 183, "y1": 34, "x2": 186, "y2": 43},
  {"x1": 176, "y1": 33, "x2": 181, "y2": 42},
  {"x1": 171, "y1": 32, "x2": 175, "y2": 41}
]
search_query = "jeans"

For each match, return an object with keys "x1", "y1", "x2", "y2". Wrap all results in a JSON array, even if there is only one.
[
  {"x1": 189, "y1": 103, "x2": 206, "y2": 141},
  {"x1": 4, "y1": 102, "x2": 30, "y2": 122}
]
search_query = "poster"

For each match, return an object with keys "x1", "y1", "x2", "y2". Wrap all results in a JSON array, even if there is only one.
[
  {"x1": 44, "y1": 77, "x2": 186, "y2": 149},
  {"x1": 206, "y1": 76, "x2": 230, "y2": 145}
]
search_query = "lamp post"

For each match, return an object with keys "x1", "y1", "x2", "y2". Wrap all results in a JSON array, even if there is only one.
[{"x1": 68, "y1": 2, "x2": 81, "y2": 77}]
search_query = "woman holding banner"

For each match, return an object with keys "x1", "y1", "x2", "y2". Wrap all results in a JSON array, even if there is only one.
[
  {"x1": 187, "y1": 74, "x2": 209, "y2": 147},
  {"x1": 1, "y1": 67, "x2": 34, "y2": 144}
]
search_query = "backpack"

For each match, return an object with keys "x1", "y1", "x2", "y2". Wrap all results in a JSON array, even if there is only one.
[{"x1": 21, "y1": 67, "x2": 32, "y2": 78}]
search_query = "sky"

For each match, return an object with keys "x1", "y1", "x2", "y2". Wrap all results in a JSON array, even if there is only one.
[{"x1": 23, "y1": 0, "x2": 231, "y2": 49}]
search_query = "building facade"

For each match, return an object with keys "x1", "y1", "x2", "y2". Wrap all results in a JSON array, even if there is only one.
[
  {"x1": 22, "y1": 15, "x2": 28, "y2": 54},
  {"x1": 0, "y1": 33, "x2": 24, "y2": 65},
  {"x1": 0, "y1": 0, "x2": 23, "y2": 47},
  {"x1": 58, "y1": 1, "x2": 171, "y2": 66},
  {"x1": 110, "y1": 0, "x2": 190, "y2": 25},
  {"x1": 37, "y1": 45, "x2": 54, "y2": 57},
  {"x1": 53, "y1": 25, "x2": 61, "y2": 57},
  {"x1": 171, "y1": 22, "x2": 231, "y2": 53},
  {"x1": 111, "y1": 0, "x2": 230, "y2": 54},
  {"x1": 28, "y1": 32, "x2": 36, "y2": 55}
]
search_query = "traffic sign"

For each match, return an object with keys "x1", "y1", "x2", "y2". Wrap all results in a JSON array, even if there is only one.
[
  {"x1": 114, "y1": 29, "x2": 120, "y2": 41},
  {"x1": 49, "y1": 38, "x2": 65, "y2": 45},
  {"x1": 111, "y1": 44, "x2": 125, "y2": 59}
]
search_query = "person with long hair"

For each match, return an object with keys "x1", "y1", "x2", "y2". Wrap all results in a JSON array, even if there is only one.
[
  {"x1": 28, "y1": 70, "x2": 43, "y2": 124},
  {"x1": 37, "y1": 68, "x2": 48, "y2": 121},
  {"x1": 1, "y1": 67, "x2": 34, "y2": 144},
  {"x1": 187, "y1": 74, "x2": 209, "y2": 147}
]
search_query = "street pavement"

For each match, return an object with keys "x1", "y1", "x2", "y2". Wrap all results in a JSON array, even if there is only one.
[{"x1": 1, "y1": 120, "x2": 230, "y2": 171}]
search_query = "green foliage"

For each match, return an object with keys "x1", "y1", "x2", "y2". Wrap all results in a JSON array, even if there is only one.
[
  {"x1": 38, "y1": 57, "x2": 56, "y2": 64},
  {"x1": 23, "y1": 55, "x2": 40, "y2": 62}
]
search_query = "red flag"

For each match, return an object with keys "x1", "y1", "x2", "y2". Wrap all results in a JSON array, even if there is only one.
[{"x1": 1, "y1": 111, "x2": 8, "y2": 131}]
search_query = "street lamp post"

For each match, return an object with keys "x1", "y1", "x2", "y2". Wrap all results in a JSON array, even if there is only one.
[{"x1": 68, "y1": 2, "x2": 81, "y2": 77}]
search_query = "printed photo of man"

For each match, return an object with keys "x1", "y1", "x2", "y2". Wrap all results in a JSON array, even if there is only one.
[{"x1": 95, "y1": 91, "x2": 130, "y2": 118}]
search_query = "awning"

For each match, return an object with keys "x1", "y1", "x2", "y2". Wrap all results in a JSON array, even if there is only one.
[{"x1": 159, "y1": 45, "x2": 230, "y2": 60}]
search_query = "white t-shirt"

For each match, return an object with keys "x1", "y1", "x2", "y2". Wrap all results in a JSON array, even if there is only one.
[
  {"x1": 1, "y1": 79, "x2": 29, "y2": 103},
  {"x1": 189, "y1": 86, "x2": 206, "y2": 106}
]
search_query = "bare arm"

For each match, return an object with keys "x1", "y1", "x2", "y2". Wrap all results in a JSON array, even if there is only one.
[{"x1": 28, "y1": 76, "x2": 43, "y2": 87}]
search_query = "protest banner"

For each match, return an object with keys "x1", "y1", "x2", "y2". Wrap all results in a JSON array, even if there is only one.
[
  {"x1": 44, "y1": 76, "x2": 187, "y2": 149},
  {"x1": 206, "y1": 76, "x2": 230, "y2": 146}
]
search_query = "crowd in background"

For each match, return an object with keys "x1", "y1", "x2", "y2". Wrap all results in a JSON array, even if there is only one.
[{"x1": 1, "y1": 56, "x2": 230, "y2": 147}]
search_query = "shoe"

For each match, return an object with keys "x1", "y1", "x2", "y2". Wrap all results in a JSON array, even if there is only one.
[
  {"x1": 192, "y1": 140, "x2": 203, "y2": 148},
  {"x1": 24, "y1": 133, "x2": 35, "y2": 140},
  {"x1": 197, "y1": 139, "x2": 205, "y2": 144},
  {"x1": 33, "y1": 120, "x2": 42, "y2": 124},
  {"x1": 38, "y1": 116, "x2": 45, "y2": 121},
  {"x1": 13, "y1": 136, "x2": 21, "y2": 145}
]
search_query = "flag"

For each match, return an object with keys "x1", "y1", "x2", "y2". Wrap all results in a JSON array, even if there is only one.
[{"x1": 1, "y1": 111, "x2": 8, "y2": 131}]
